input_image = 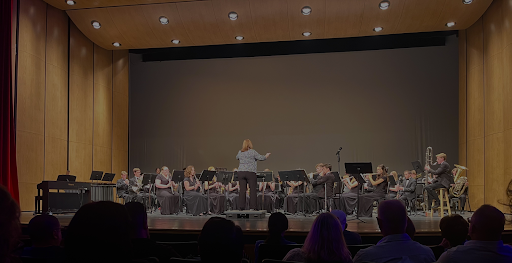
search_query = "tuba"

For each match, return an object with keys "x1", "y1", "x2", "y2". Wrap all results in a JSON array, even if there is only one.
[{"x1": 449, "y1": 164, "x2": 468, "y2": 197}]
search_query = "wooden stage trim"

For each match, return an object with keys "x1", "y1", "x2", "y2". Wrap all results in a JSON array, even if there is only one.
[{"x1": 21, "y1": 211, "x2": 499, "y2": 236}]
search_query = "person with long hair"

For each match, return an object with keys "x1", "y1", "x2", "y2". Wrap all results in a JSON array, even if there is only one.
[
  {"x1": 358, "y1": 164, "x2": 388, "y2": 217},
  {"x1": 283, "y1": 212, "x2": 352, "y2": 263},
  {"x1": 205, "y1": 167, "x2": 226, "y2": 214},
  {"x1": 155, "y1": 166, "x2": 180, "y2": 215},
  {"x1": 236, "y1": 139, "x2": 270, "y2": 210},
  {"x1": 183, "y1": 165, "x2": 208, "y2": 216},
  {"x1": 0, "y1": 185, "x2": 21, "y2": 263},
  {"x1": 339, "y1": 174, "x2": 361, "y2": 215}
]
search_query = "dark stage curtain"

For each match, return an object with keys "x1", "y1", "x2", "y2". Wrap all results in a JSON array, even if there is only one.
[{"x1": 0, "y1": 0, "x2": 19, "y2": 203}]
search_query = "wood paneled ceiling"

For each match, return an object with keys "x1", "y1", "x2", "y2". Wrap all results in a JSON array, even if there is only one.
[{"x1": 45, "y1": 0, "x2": 493, "y2": 50}]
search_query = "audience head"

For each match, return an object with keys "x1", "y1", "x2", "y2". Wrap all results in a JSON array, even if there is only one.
[
  {"x1": 28, "y1": 215, "x2": 62, "y2": 247},
  {"x1": 125, "y1": 202, "x2": 149, "y2": 239},
  {"x1": 469, "y1": 204, "x2": 505, "y2": 241},
  {"x1": 0, "y1": 186, "x2": 21, "y2": 263},
  {"x1": 406, "y1": 216, "x2": 416, "y2": 239},
  {"x1": 302, "y1": 212, "x2": 351, "y2": 263},
  {"x1": 330, "y1": 210, "x2": 347, "y2": 230},
  {"x1": 184, "y1": 165, "x2": 195, "y2": 177},
  {"x1": 199, "y1": 217, "x2": 243, "y2": 263},
  {"x1": 377, "y1": 200, "x2": 407, "y2": 236},
  {"x1": 65, "y1": 201, "x2": 133, "y2": 263},
  {"x1": 266, "y1": 212, "x2": 288, "y2": 243},
  {"x1": 241, "y1": 139, "x2": 253, "y2": 152},
  {"x1": 439, "y1": 214, "x2": 469, "y2": 248}
]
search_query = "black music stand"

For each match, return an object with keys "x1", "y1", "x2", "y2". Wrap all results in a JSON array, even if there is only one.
[
  {"x1": 142, "y1": 173, "x2": 158, "y2": 213},
  {"x1": 257, "y1": 171, "x2": 275, "y2": 212},
  {"x1": 278, "y1": 170, "x2": 308, "y2": 216},
  {"x1": 172, "y1": 170, "x2": 185, "y2": 211},
  {"x1": 199, "y1": 170, "x2": 217, "y2": 214},
  {"x1": 345, "y1": 162, "x2": 373, "y2": 223},
  {"x1": 329, "y1": 171, "x2": 341, "y2": 210},
  {"x1": 57, "y1": 175, "x2": 76, "y2": 182},
  {"x1": 90, "y1": 171, "x2": 103, "y2": 182},
  {"x1": 217, "y1": 171, "x2": 234, "y2": 186},
  {"x1": 101, "y1": 173, "x2": 115, "y2": 182}
]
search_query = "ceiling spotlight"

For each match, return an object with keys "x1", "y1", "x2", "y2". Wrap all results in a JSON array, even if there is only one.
[
  {"x1": 446, "y1": 22, "x2": 456, "y2": 27},
  {"x1": 66, "y1": 0, "x2": 76, "y2": 5},
  {"x1": 91, "y1": 20, "x2": 101, "y2": 29},
  {"x1": 159, "y1": 16, "x2": 169, "y2": 25},
  {"x1": 235, "y1": 36, "x2": 244, "y2": 40},
  {"x1": 373, "y1": 27, "x2": 383, "y2": 32},
  {"x1": 301, "y1": 6, "x2": 312, "y2": 15},
  {"x1": 379, "y1": 1, "x2": 390, "y2": 10},
  {"x1": 462, "y1": 0, "x2": 473, "y2": 4},
  {"x1": 172, "y1": 39, "x2": 180, "y2": 44},
  {"x1": 228, "y1": 12, "x2": 238, "y2": 20},
  {"x1": 112, "y1": 42, "x2": 121, "y2": 47},
  {"x1": 302, "y1": 32, "x2": 312, "y2": 37}
]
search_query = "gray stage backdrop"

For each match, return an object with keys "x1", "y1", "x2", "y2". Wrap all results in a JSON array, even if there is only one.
[{"x1": 129, "y1": 35, "x2": 459, "y2": 176}]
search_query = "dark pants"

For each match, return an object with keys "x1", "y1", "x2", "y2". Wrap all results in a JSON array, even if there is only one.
[
  {"x1": 238, "y1": 171, "x2": 257, "y2": 210},
  {"x1": 425, "y1": 182, "x2": 445, "y2": 208}
]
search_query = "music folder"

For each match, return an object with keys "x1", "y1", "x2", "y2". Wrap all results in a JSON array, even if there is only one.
[
  {"x1": 171, "y1": 170, "x2": 185, "y2": 183},
  {"x1": 90, "y1": 171, "x2": 103, "y2": 181},
  {"x1": 101, "y1": 173, "x2": 115, "y2": 182}
]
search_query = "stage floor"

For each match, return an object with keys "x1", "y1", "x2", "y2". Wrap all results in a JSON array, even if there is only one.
[{"x1": 20, "y1": 210, "x2": 483, "y2": 236}]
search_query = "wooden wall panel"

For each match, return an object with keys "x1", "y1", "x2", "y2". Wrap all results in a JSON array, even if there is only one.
[
  {"x1": 112, "y1": 50, "x2": 129, "y2": 182},
  {"x1": 46, "y1": 5, "x2": 68, "y2": 70},
  {"x1": 93, "y1": 45, "x2": 113, "y2": 150},
  {"x1": 19, "y1": 0, "x2": 47, "y2": 59},
  {"x1": 467, "y1": 138, "x2": 484, "y2": 186},
  {"x1": 466, "y1": 18, "x2": 483, "y2": 71},
  {"x1": 69, "y1": 142, "x2": 93, "y2": 182},
  {"x1": 468, "y1": 185, "x2": 484, "y2": 210},
  {"x1": 484, "y1": 55, "x2": 504, "y2": 135},
  {"x1": 93, "y1": 146, "x2": 112, "y2": 173},
  {"x1": 504, "y1": 0, "x2": 512, "y2": 48},
  {"x1": 112, "y1": 150, "x2": 129, "y2": 182},
  {"x1": 459, "y1": 30, "x2": 467, "y2": 159},
  {"x1": 503, "y1": 45, "x2": 512, "y2": 132},
  {"x1": 44, "y1": 137, "x2": 67, "y2": 180},
  {"x1": 69, "y1": 24, "x2": 94, "y2": 145},
  {"x1": 16, "y1": 132, "x2": 44, "y2": 210},
  {"x1": 113, "y1": 50, "x2": 129, "y2": 95},
  {"x1": 17, "y1": 52, "x2": 46, "y2": 134},
  {"x1": 482, "y1": 0, "x2": 503, "y2": 61},
  {"x1": 45, "y1": 64, "x2": 68, "y2": 140},
  {"x1": 466, "y1": 66, "x2": 484, "y2": 141},
  {"x1": 484, "y1": 133, "x2": 505, "y2": 210}
]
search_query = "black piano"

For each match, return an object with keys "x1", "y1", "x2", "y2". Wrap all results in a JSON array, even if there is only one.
[{"x1": 36, "y1": 181, "x2": 92, "y2": 214}]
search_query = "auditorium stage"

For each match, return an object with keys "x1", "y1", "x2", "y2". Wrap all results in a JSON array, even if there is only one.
[{"x1": 20, "y1": 211, "x2": 479, "y2": 236}]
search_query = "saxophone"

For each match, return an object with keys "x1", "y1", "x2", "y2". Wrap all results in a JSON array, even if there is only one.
[{"x1": 449, "y1": 164, "x2": 468, "y2": 197}]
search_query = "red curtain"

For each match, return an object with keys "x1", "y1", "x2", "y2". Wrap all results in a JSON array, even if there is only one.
[{"x1": 0, "y1": 0, "x2": 19, "y2": 203}]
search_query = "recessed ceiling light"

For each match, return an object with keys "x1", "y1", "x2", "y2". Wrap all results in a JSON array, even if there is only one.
[
  {"x1": 235, "y1": 36, "x2": 244, "y2": 40},
  {"x1": 159, "y1": 16, "x2": 169, "y2": 25},
  {"x1": 379, "y1": 1, "x2": 390, "y2": 10},
  {"x1": 66, "y1": 0, "x2": 76, "y2": 5},
  {"x1": 301, "y1": 6, "x2": 312, "y2": 15},
  {"x1": 302, "y1": 32, "x2": 312, "y2": 37},
  {"x1": 373, "y1": 27, "x2": 383, "y2": 32},
  {"x1": 172, "y1": 39, "x2": 180, "y2": 44},
  {"x1": 91, "y1": 20, "x2": 101, "y2": 29},
  {"x1": 228, "y1": 12, "x2": 238, "y2": 20},
  {"x1": 112, "y1": 42, "x2": 121, "y2": 47},
  {"x1": 462, "y1": 0, "x2": 473, "y2": 4},
  {"x1": 446, "y1": 22, "x2": 456, "y2": 27}
]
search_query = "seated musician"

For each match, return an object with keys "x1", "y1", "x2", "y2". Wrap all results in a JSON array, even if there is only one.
[
  {"x1": 397, "y1": 170, "x2": 417, "y2": 207},
  {"x1": 307, "y1": 163, "x2": 335, "y2": 213},
  {"x1": 284, "y1": 180, "x2": 304, "y2": 214},
  {"x1": 183, "y1": 165, "x2": 208, "y2": 216},
  {"x1": 129, "y1": 168, "x2": 149, "y2": 204},
  {"x1": 386, "y1": 171, "x2": 400, "y2": 200},
  {"x1": 257, "y1": 180, "x2": 276, "y2": 213},
  {"x1": 205, "y1": 167, "x2": 226, "y2": 214},
  {"x1": 116, "y1": 171, "x2": 133, "y2": 202},
  {"x1": 155, "y1": 166, "x2": 180, "y2": 215},
  {"x1": 424, "y1": 153, "x2": 453, "y2": 209},
  {"x1": 274, "y1": 174, "x2": 286, "y2": 210},
  {"x1": 358, "y1": 164, "x2": 388, "y2": 217},
  {"x1": 339, "y1": 174, "x2": 361, "y2": 215}
]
